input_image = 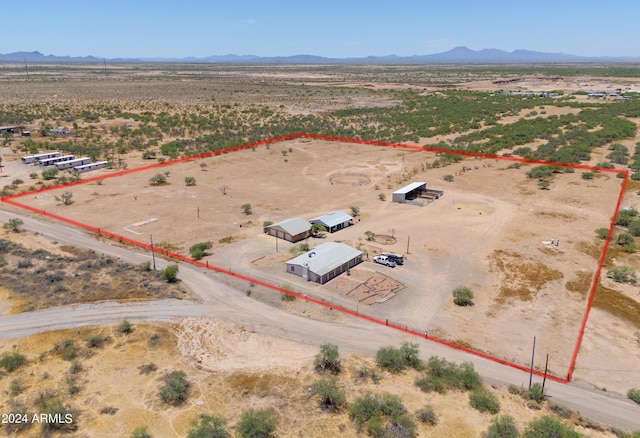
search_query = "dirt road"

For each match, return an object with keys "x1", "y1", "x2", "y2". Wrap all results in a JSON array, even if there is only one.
[{"x1": 1, "y1": 208, "x2": 639, "y2": 431}]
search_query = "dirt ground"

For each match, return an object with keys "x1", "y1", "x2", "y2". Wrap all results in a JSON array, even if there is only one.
[
  {"x1": 11, "y1": 136, "x2": 628, "y2": 386},
  {"x1": 0, "y1": 320, "x2": 620, "y2": 438}
]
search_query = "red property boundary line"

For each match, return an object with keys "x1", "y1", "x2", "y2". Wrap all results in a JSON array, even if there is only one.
[{"x1": 1, "y1": 132, "x2": 627, "y2": 385}]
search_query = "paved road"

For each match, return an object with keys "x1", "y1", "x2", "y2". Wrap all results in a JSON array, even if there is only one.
[{"x1": 1, "y1": 208, "x2": 639, "y2": 431}]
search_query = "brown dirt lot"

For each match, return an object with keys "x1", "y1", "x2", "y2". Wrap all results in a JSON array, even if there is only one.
[{"x1": 13, "y1": 137, "x2": 627, "y2": 385}]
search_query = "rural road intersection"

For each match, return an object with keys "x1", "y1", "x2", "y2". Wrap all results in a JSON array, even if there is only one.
[{"x1": 1, "y1": 208, "x2": 639, "y2": 431}]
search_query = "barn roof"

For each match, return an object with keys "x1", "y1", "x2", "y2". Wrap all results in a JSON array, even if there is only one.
[
  {"x1": 287, "y1": 242, "x2": 362, "y2": 276},
  {"x1": 269, "y1": 217, "x2": 311, "y2": 236},
  {"x1": 310, "y1": 211, "x2": 353, "y2": 228},
  {"x1": 393, "y1": 182, "x2": 426, "y2": 195}
]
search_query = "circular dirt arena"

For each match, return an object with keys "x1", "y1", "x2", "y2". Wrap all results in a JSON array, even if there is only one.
[{"x1": 328, "y1": 171, "x2": 371, "y2": 186}]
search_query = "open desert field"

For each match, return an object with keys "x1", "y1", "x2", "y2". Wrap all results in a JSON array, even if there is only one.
[{"x1": 13, "y1": 135, "x2": 625, "y2": 382}]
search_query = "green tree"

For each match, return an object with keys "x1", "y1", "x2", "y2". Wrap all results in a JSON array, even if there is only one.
[
  {"x1": 150, "y1": 173, "x2": 167, "y2": 186},
  {"x1": 364, "y1": 231, "x2": 375, "y2": 241},
  {"x1": 581, "y1": 171, "x2": 595, "y2": 180},
  {"x1": 311, "y1": 223, "x2": 327, "y2": 237},
  {"x1": 236, "y1": 409, "x2": 276, "y2": 438},
  {"x1": 3, "y1": 218, "x2": 24, "y2": 233},
  {"x1": 41, "y1": 167, "x2": 59, "y2": 180},
  {"x1": 314, "y1": 343, "x2": 341, "y2": 374},
  {"x1": 523, "y1": 415, "x2": 580, "y2": 438},
  {"x1": 629, "y1": 220, "x2": 640, "y2": 237},
  {"x1": 189, "y1": 242, "x2": 212, "y2": 260},
  {"x1": 350, "y1": 205, "x2": 360, "y2": 217},
  {"x1": 161, "y1": 264, "x2": 179, "y2": 283},
  {"x1": 187, "y1": 415, "x2": 229, "y2": 438},
  {"x1": 241, "y1": 203, "x2": 253, "y2": 215},
  {"x1": 485, "y1": 415, "x2": 519, "y2": 438},
  {"x1": 453, "y1": 286, "x2": 474, "y2": 306},
  {"x1": 312, "y1": 377, "x2": 346, "y2": 412},
  {"x1": 527, "y1": 166, "x2": 553, "y2": 180},
  {"x1": 56, "y1": 191, "x2": 74, "y2": 205},
  {"x1": 159, "y1": 370, "x2": 189, "y2": 406}
]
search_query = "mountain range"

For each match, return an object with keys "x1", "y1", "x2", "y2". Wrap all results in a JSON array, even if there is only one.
[{"x1": 2, "y1": 47, "x2": 639, "y2": 64}]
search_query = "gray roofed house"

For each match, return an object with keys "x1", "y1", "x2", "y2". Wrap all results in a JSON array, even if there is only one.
[
  {"x1": 286, "y1": 242, "x2": 363, "y2": 284},
  {"x1": 310, "y1": 211, "x2": 353, "y2": 233},
  {"x1": 266, "y1": 217, "x2": 311, "y2": 242}
]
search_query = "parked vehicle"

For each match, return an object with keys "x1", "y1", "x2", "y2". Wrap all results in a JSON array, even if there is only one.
[
  {"x1": 373, "y1": 255, "x2": 396, "y2": 267},
  {"x1": 381, "y1": 252, "x2": 404, "y2": 265}
]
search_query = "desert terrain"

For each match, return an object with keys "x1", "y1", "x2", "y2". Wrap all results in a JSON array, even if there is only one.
[{"x1": 1, "y1": 64, "x2": 640, "y2": 436}]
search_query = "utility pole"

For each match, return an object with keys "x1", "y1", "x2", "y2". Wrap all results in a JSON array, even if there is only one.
[
  {"x1": 529, "y1": 336, "x2": 536, "y2": 389},
  {"x1": 542, "y1": 353, "x2": 549, "y2": 391},
  {"x1": 150, "y1": 234, "x2": 156, "y2": 271},
  {"x1": 406, "y1": 235, "x2": 410, "y2": 254}
]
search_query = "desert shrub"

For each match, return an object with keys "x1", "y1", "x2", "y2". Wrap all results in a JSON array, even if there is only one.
[
  {"x1": 0, "y1": 351, "x2": 27, "y2": 372},
  {"x1": 453, "y1": 286, "x2": 474, "y2": 306},
  {"x1": 523, "y1": 415, "x2": 580, "y2": 438},
  {"x1": 527, "y1": 400, "x2": 541, "y2": 410},
  {"x1": 131, "y1": 426, "x2": 152, "y2": 438},
  {"x1": 36, "y1": 395, "x2": 77, "y2": 433},
  {"x1": 484, "y1": 415, "x2": 519, "y2": 438},
  {"x1": 149, "y1": 333, "x2": 161, "y2": 347},
  {"x1": 189, "y1": 242, "x2": 212, "y2": 260},
  {"x1": 69, "y1": 360, "x2": 83, "y2": 375},
  {"x1": 41, "y1": 167, "x2": 59, "y2": 180},
  {"x1": 527, "y1": 166, "x2": 553, "y2": 179},
  {"x1": 86, "y1": 334, "x2": 106, "y2": 348},
  {"x1": 469, "y1": 388, "x2": 500, "y2": 414},
  {"x1": 185, "y1": 176, "x2": 196, "y2": 186},
  {"x1": 150, "y1": 173, "x2": 167, "y2": 185},
  {"x1": 350, "y1": 205, "x2": 360, "y2": 217},
  {"x1": 617, "y1": 232, "x2": 636, "y2": 252},
  {"x1": 528, "y1": 383, "x2": 545, "y2": 403},
  {"x1": 577, "y1": 415, "x2": 605, "y2": 431},
  {"x1": 159, "y1": 370, "x2": 189, "y2": 406},
  {"x1": 10, "y1": 379, "x2": 23, "y2": 396},
  {"x1": 67, "y1": 375, "x2": 81, "y2": 395},
  {"x1": 241, "y1": 203, "x2": 252, "y2": 215},
  {"x1": 628, "y1": 388, "x2": 640, "y2": 404},
  {"x1": 594, "y1": 227, "x2": 609, "y2": 239},
  {"x1": 187, "y1": 415, "x2": 229, "y2": 438},
  {"x1": 348, "y1": 393, "x2": 413, "y2": 437},
  {"x1": 119, "y1": 319, "x2": 133, "y2": 334},
  {"x1": 3, "y1": 218, "x2": 24, "y2": 232},
  {"x1": 415, "y1": 356, "x2": 482, "y2": 394},
  {"x1": 100, "y1": 406, "x2": 118, "y2": 415},
  {"x1": 549, "y1": 403, "x2": 573, "y2": 418},
  {"x1": 378, "y1": 193, "x2": 386, "y2": 201},
  {"x1": 375, "y1": 342, "x2": 421, "y2": 373},
  {"x1": 615, "y1": 208, "x2": 638, "y2": 226},
  {"x1": 415, "y1": 406, "x2": 437, "y2": 425},
  {"x1": 444, "y1": 174, "x2": 454, "y2": 182},
  {"x1": 138, "y1": 261, "x2": 152, "y2": 271},
  {"x1": 262, "y1": 221, "x2": 273, "y2": 232},
  {"x1": 581, "y1": 171, "x2": 595, "y2": 180},
  {"x1": 55, "y1": 339, "x2": 78, "y2": 361},
  {"x1": 607, "y1": 265, "x2": 636, "y2": 284},
  {"x1": 629, "y1": 220, "x2": 640, "y2": 237},
  {"x1": 236, "y1": 409, "x2": 276, "y2": 438},
  {"x1": 138, "y1": 362, "x2": 158, "y2": 375},
  {"x1": 312, "y1": 377, "x2": 346, "y2": 412},
  {"x1": 314, "y1": 343, "x2": 341, "y2": 374},
  {"x1": 161, "y1": 264, "x2": 179, "y2": 282},
  {"x1": 507, "y1": 384, "x2": 529, "y2": 398}
]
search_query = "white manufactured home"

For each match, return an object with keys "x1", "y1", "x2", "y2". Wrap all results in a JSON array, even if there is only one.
[{"x1": 73, "y1": 161, "x2": 108, "y2": 173}]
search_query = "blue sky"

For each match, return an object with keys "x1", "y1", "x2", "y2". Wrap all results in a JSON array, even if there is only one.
[{"x1": 3, "y1": 0, "x2": 638, "y2": 58}]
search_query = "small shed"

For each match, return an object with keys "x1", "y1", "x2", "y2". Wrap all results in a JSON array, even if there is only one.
[
  {"x1": 310, "y1": 211, "x2": 353, "y2": 233},
  {"x1": 286, "y1": 242, "x2": 363, "y2": 284},
  {"x1": 267, "y1": 217, "x2": 311, "y2": 243}
]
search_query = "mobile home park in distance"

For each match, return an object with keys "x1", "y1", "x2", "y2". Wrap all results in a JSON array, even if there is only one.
[
  {"x1": 73, "y1": 161, "x2": 108, "y2": 173},
  {"x1": 55, "y1": 157, "x2": 91, "y2": 170},
  {"x1": 21, "y1": 151, "x2": 61, "y2": 164},
  {"x1": 39, "y1": 155, "x2": 75, "y2": 167}
]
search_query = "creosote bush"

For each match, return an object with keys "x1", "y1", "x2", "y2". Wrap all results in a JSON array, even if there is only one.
[
  {"x1": 469, "y1": 388, "x2": 501, "y2": 414},
  {"x1": 161, "y1": 264, "x2": 179, "y2": 282},
  {"x1": 236, "y1": 408, "x2": 276, "y2": 438},
  {"x1": 314, "y1": 343, "x2": 341, "y2": 374},
  {"x1": 453, "y1": 286, "x2": 474, "y2": 306},
  {"x1": 375, "y1": 342, "x2": 421, "y2": 373},
  {"x1": 0, "y1": 351, "x2": 27, "y2": 372},
  {"x1": 159, "y1": 370, "x2": 190, "y2": 406}
]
